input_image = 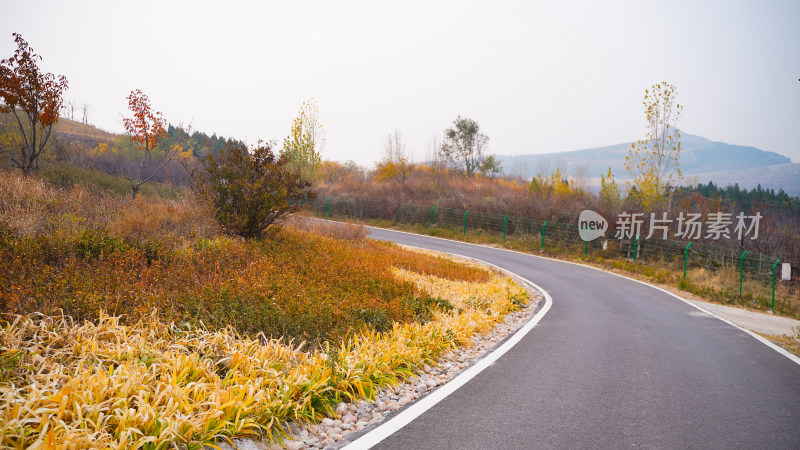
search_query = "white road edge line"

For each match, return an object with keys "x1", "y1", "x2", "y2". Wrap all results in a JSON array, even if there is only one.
[
  {"x1": 342, "y1": 251, "x2": 554, "y2": 450},
  {"x1": 362, "y1": 225, "x2": 800, "y2": 368}
]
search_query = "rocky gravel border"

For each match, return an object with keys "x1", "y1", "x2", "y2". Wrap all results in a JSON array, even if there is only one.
[{"x1": 220, "y1": 257, "x2": 543, "y2": 450}]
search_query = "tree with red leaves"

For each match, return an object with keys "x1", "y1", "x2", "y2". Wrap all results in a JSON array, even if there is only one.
[
  {"x1": 122, "y1": 89, "x2": 182, "y2": 197},
  {"x1": 0, "y1": 33, "x2": 68, "y2": 176}
]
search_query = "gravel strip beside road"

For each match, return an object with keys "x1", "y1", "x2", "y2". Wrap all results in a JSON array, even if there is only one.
[{"x1": 687, "y1": 299, "x2": 800, "y2": 336}]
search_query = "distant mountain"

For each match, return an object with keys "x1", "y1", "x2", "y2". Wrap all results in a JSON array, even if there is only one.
[{"x1": 497, "y1": 133, "x2": 798, "y2": 195}]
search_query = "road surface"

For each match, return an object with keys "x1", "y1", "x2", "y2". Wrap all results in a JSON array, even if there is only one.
[{"x1": 349, "y1": 227, "x2": 800, "y2": 449}]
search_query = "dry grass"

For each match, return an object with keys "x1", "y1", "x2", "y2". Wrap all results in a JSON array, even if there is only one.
[
  {"x1": 53, "y1": 117, "x2": 118, "y2": 141},
  {"x1": 0, "y1": 170, "x2": 217, "y2": 248},
  {"x1": 0, "y1": 171, "x2": 117, "y2": 238},
  {"x1": 286, "y1": 214, "x2": 366, "y2": 240},
  {"x1": 108, "y1": 195, "x2": 221, "y2": 249}
]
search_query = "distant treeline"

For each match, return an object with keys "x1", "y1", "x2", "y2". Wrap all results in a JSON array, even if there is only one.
[
  {"x1": 160, "y1": 124, "x2": 244, "y2": 159},
  {"x1": 674, "y1": 182, "x2": 800, "y2": 215}
]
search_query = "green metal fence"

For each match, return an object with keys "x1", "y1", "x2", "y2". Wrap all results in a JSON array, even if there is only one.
[{"x1": 309, "y1": 197, "x2": 787, "y2": 312}]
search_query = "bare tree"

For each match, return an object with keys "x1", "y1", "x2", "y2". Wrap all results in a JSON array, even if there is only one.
[
  {"x1": 572, "y1": 164, "x2": 589, "y2": 191},
  {"x1": 424, "y1": 134, "x2": 446, "y2": 171},
  {"x1": 66, "y1": 99, "x2": 76, "y2": 120},
  {"x1": 80, "y1": 102, "x2": 90, "y2": 124}
]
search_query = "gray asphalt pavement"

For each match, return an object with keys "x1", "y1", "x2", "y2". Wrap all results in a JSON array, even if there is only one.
[{"x1": 359, "y1": 227, "x2": 800, "y2": 449}]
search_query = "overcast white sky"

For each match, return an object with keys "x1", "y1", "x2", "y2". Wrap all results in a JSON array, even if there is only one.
[{"x1": 2, "y1": 0, "x2": 799, "y2": 166}]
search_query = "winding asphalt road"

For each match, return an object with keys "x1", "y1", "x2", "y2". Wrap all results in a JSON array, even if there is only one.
[{"x1": 350, "y1": 227, "x2": 800, "y2": 449}]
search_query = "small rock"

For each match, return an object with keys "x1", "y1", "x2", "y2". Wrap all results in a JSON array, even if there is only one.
[
  {"x1": 321, "y1": 418, "x2": 334, "y2": 427},
  {"x1": 415, "y1": 384, "x2": 427, "y2": 394},
  {"x1": 336, "y1": 403, "x2": 348, "y2": 416},
  {"x1": 341, "y1": 423, "x2": 353, "y2": 430},
  {"x1": 283, "y1": 440, "x2": 304, "y2": 450},
  {"x1": 343, "y1": 414, "x2": 357, "y2": 424}
]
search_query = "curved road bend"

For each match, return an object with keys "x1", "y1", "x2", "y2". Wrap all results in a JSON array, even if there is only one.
[{"x1": 360, "y1": 227, "x2": 800, "y2": 449}]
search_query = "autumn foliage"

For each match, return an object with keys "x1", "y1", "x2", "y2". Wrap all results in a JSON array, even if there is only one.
[
  {"x1": 122, "y1": 89, "x2": 179, "y2": 197},
  {"x1": 192, "y1": 141, "x2": 315, "y2": 238},
  {"x1": 625, "y1": 82, "x2": 684, "y2": 208},
  {"x1": 0, "y1": 33, "x2": 68, "y2": 175},
  {"x1": 0, "y1": 171, "x2": 488, "y2": 342},
  {"x1": 0, "y1": 171, "x2": 532, "y2": 447}
]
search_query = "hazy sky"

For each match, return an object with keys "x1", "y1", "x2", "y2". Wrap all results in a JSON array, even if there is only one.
[{"x1": 2, "y1": 0, "x2": 798, "y2": 167}]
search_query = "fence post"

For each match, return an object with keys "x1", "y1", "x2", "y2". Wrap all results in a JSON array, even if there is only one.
[
  {"x1": 772, "y1": 259, "x2": 780, "y2": 311},
  {"x1": 431, "y1": 206, "x2": 435, "y2": 226},
  {"x1": 541, "y1": 220, "x2": 547, "y2": 249},
  {"x1": 739, "y1": 250, "x2": 748, "y2": 295},
  {"x1": 463, "y1": 210, "x2": 468, "y2": 236},
  {"x1": 683, "y1": 242, "x2": 692, "y2": 279},
  {"x1": 633, "y1": 234, "x2": 639, "y2": 262},
  {"x1": 503, "y1": 215, "x2": 507, "y2": 242},
  {"x1": 328, "y1": 195, "x2": 332, "y2": 218}
]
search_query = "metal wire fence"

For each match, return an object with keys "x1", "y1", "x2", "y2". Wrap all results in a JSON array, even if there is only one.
[{"x1": 309, "y1": 196, "x2": 788, "y2": 313}]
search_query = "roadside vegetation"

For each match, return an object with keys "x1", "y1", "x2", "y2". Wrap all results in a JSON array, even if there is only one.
[{"x1": 0, "y1": 171, "x2": 530, "y2": 447}]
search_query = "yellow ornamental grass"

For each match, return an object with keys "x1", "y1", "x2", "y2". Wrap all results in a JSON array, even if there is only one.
[
  {"x1": 391, "y1": 267, "x2": 528, "y2": 318},
  {"x1": 0, "y1": 268, "x2": 528, "y2": 448}
]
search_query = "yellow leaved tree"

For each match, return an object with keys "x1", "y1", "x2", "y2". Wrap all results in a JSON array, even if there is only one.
[
  {"x1": 625, "y1": 82, "x2": 683, "y2": 208},
  {"x1": 599, "y1": 166, "x2": 621, "y2": 209},
  {"x1": 529, "y1": 168, "x2": 578, "y2": 197},
  {"x1": 374, "y1": 129, "x2": 412, "y2": 184},
  {"x1": 282, "y1": 99, "x2": 324, "y2": 183}
]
